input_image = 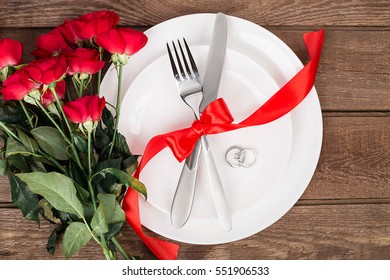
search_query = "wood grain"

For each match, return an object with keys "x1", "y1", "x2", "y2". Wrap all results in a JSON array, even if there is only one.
[
  {"x1": 2, "y1": 203, "x2": 390, "y2": 260},
  {"x1": 301, "y1": 114, "x2": 390, "y2": 200},
  {"x1": 0, "y1": 0, "x2": 389, "y2": 27}
]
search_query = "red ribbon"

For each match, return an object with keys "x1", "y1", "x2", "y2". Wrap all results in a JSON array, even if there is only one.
[{"x1": 122, "y1": 29, "x2": 324, "y2": 260}]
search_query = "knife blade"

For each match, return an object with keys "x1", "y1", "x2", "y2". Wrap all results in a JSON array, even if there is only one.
[
  {"x1": 170, "y1": 13, "x2": 231, "y2": 230},
  {"x1": 200, "y1": 12, "x2": 228, "y2": 112}
]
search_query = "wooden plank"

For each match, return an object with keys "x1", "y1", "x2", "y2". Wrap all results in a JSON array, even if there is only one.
[
  {"x1": 0, "y1": 0, "x2": 389, "y2": 27},
  {"x1": 182, "y1": 203, "x2": 390, "y2": 260},
  {"x1": 0, "y1": 208, "x2": 155, "y2": 260},
  {"x1": 301, "y1": 114, "x2": 390, "y2": 200},
  {"x1": 0, "y1": 176, "x2": 10, "y2": 203},
  {"x1": 0, "y1": 27, "x2": 389, "y2": 111},
  {"x1": 270, "y1": 28, "x2": 390, "y2": 111},
  {"x1": 1, "y1": 203, "x2": 390, "y2": 260},
  {"x1": 2, "y1": 115, "x2": 390, "y2": 203}
]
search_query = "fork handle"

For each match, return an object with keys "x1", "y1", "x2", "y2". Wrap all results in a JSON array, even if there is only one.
[
  {"x1": 200, "y1": 136, "x2": 232, "y2": 232},
  {"x1": 170, "y1": 139, "x2": 201, "y2": 228}
]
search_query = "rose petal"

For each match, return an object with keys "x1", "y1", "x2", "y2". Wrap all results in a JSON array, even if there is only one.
[
  {"x1": 119, "y1": 28, "x2": 148, "y2": 55},
  {"x1": 0, "y1": 38, "x2": 23, "y2": 69},
  {"x1": 95, "y1": 29, "x2": 126, "y2": 54},
  {"x1": 63, "y1": 99, "x2": 89, "y2": 123},
  {"x1": 1, "y1": 82, "x2": 30, "y2": 101},
  {"x1": 66, "y1": 48, "x2": 104, "y2": 75},
  {"x1": 1, "y1": 68, "x2": 36, "y2": 100},
  {"x1": 63, "y1": 95, "x2": 105, "y2": 124},
  {"x1": 40, "y1": 80, "x2": 66, "y2": 106},
  {"x1": 88, "y1": 95, "x2": 105, "y2": 121},
  {"x1": 59, "y1": 10, "x2": 119, "y2": 43},
  {"x1": 32, "y1": 28, "x2": 73, "y2": 59}
]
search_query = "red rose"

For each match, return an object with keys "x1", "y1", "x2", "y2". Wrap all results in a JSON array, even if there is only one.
[
  {"x1": 27, "y1": 56, "x2": 67, "y2": 85},
  {"x1": 63, "y1": 95, "x2": 105, "y2": 124},
  {"x1": 95, "y1": 28, "x2": 147, "y2": 56},
  {"x1": 1, "y1": 67, "x2": 37, "y2": 100},
  {"x1": 40, "y1": 80, "x2": 66, "y2": 106},
  {"x1": 32, "y1": 28, "x2": 73, "y2": 59},
  {"x1": 66, "y1": 48, "x2": 104, "y2": 76},
  {"x1": 0, "y1": 38, "x2": 23, "y2": 69},
  {"x1": 59, "y1": 10, "x2": 119, "y2": 44}
]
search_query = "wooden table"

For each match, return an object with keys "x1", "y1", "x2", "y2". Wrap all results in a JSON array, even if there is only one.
[{"x1": 1, "y1": 0, "x2": 389, "y2": 260}]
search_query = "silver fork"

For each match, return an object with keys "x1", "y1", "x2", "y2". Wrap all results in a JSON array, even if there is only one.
[{"x1": 167, "y1": 39, "x2": 232, "y2": 231}]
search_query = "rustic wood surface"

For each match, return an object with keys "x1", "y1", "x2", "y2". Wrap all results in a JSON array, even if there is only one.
[{"x1": 1, "y1": 0, "x2": 390, "y2": 260}]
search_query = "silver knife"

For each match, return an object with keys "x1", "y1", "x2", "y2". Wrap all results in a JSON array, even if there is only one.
[
  {"x1": 170, "y1": 13, "x2": 231, "y2": 230},
  {"x1": 200, "y1": 12, "x2": 228, "y2": 112}
]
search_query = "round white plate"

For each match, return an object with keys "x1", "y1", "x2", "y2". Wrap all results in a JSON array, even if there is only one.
[{"x1": 100, "y1": 13, "x2": 322, "y2": 244}]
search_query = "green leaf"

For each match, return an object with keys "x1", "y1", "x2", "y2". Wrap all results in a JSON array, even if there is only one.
[
  {"x1": 17, "y1": 128, "x2": 39, "y2": 153},
  {"x1": 94, "y1": 168, "x2": 147, "y2": 199},
  {"x1": 99, "y1": 193, "x2": 125, "y2": 224},
  {"x1": 122, "y1": 155, "x2": 139, "y2": 175},
  {"x1": 54, "y1": 210, "x2": 74, "y2": 224},
  {"x1": 68, "y1": 161, "x2": 88, "y2": 186},
  {"x1": 102, "y1": 107, "x2": 114, "y2": 135},
  {"x1": 109, "y1": 183, "x2": 124, "y2": 197},
  {"x1": 7, "y1": 171, "x2": 40, "y2": 223},
  {"x1": 6, "y1": 154, "x2": 30, "y2": 172},
  {"x1": 62, "y1": 222, "x2": 92, "y2": 259},
  {"x1": 16, "y1": 171, "x2": 84, "y2": 218},
  {"x1": 6, "y1": 137, "x2": 32, "y2": 157},
  {"x1": 0, "y1": 105, "x2": 26, "y2": 124},
  {"x1": 102, "y1": 107, "x2": 114, "y2": 133},
  {"x1": 91, "y1": 193, "x2": 125, "y2": 234},
  {"x1": 46, "y1": 229, "x2": 57, "y2": 255},
  {"x1": 92, "y1": 158, "x2": 122, "y2": 194},
  {"x1": 0, "y1": 159, "x2": 7, "y2": 175},
  {"x1": 95, "y1": 158, "x2": 122, "y2": 172},
  {"x1": 31, "y1": 126, "x2": 70, "y2": 160},
  {"x1": 94, "y1": 123, "x2": 110, "y2": 151},
  {"x1": 47, "y1": 225, "x2": 66, "y2": 255},
  {"x1": 82, "y1": 203, "x2": 95, "y2": 223},
  {"x1": 73, "y1": 182, "x2": 90, "y2": 203},
  {"x1": 73, "y1": 133, "x2": 87, "y2": 153},
  {"x1": 27, "y1": 157, "x2": 47, "y2": 172},
  {"x1": 67, "y1": 162, "x2": 89, "y2": 203},
  {"x1": 115, "y1": 132, "x2": 131, "y2": 157},
  {"x1": 104, "y1": 222, "x2": 124, "y2": 240},
  {"x1": 39, "y1": 198, "x2": 62, "y2": 224},
  {"x1": 90, "y1": 206, "x2": 109, "y2": 234},
  {"x1": 31, "y1": 155, "x2": 57, "y2": 169}
]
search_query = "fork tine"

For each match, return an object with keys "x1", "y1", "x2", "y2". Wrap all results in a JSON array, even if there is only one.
[
  {"x1": 177, "y1": 39, "x2": 192, "y2": 78},
  {"x1": 183, "y1": 38, "x2": 199, "y2": 77},
  {"x1": 166, "y1": 42, "x2": 180, "y2": 81},
  {"x1": 172, "y1": 41, "x2": 186, "y2": 79}
]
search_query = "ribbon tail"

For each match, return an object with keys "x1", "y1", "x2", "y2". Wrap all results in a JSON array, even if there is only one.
[
  {"x1": 124, "y1": 128, "x2": 198, "y2": 260},
  {"x1": 133, "y1": 134, "x2": 170, "y2": 178},
  {"x1": 124, "y1": 133, "x2": 180, "y2": 260},
  {"x1": 240, "y1": 29, "x2": 324, "y2": 126},
  {"x1": 134, "y1": 128, "x2": 199, "y2": 178},
  {"x1": 122, "y1": 188, "x2": 179, "y2": 260}
]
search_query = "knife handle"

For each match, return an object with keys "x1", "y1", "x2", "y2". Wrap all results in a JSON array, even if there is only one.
[
  {"x1": 170, "y1": 139, "x2": 201, "y2": 228},
  {"x1": 200, "y1": 136, "x2": 232, "y2": 231}
]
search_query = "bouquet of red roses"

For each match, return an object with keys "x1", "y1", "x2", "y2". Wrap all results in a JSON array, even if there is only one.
[{"x1": 0, "y1": 10, "x2": 147, "y2": 259}]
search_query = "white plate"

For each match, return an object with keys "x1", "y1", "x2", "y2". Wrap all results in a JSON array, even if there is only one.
[{"x1": 100, "y1": 13, "x2": 322, "y2": 244}]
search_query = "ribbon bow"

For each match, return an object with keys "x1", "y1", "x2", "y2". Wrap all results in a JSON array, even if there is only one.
[
  {"x1": 133, "y1": 98, "x2": 234, "y2": 179},
  {"x1": 123, "y1": 29, "x2": 324, "y2": 260}
]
